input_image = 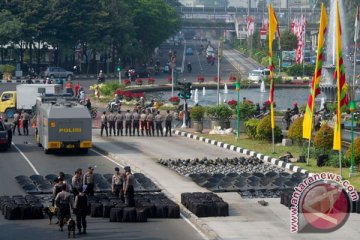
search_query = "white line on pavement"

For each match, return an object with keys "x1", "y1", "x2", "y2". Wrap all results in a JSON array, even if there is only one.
[
  {"x1": 91, "y1": 148, "x2": 208, "y2": 240},
  {"x1": 12, "y1": 143, "x2": 40, "y2": 175},
  {"x1": 180, "y1": 213, "x2": 209, "y2": 240}
]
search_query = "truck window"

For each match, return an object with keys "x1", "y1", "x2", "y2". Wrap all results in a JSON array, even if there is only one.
[{"x1": 1, "y1": 93, "x2": 12, "y2": 102}]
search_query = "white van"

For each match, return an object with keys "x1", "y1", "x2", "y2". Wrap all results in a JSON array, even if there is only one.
[{"x1": 248, "y1": 69, "x2": 270, "y2": 83}]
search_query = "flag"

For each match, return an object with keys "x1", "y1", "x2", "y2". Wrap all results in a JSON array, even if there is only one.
[
  {"x1": 268, "y1": 4, "x2": 278, "y2": 129},
  {"x1": 333, "y1": 0, "x2": 349, "y2": 150},
  {"x1": 303, "y1": 3, "x2": 328, "y2": 140},
  {"x1": 355, "y1": 6, "x2": 360, "y2": 42},
  {"x1": 247, "y1": 16, "x2": 255, "y2": 36}
]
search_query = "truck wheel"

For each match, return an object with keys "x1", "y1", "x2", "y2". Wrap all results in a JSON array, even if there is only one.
[
  {"x1": 80, "y1": 149, "x2": 89, "y2": 154},
  {"x1": 5, "y1": 108, "x2": 15, "y2": 118},
  {"x1": 44, "y1": 148, "x2": 50, "y2": 154},
  {"x1": 49, "y1": 74, "x2": 55, "y2": 79},
  {"x1": 35, "y1": 131, "x2": 42, "y2": 147}
]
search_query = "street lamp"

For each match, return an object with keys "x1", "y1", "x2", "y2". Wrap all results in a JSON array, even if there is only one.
[
  {"x1": 349, "y1": 100, "x2": 356, "y2": 177},
  {"x1": 235, "y1": 82, "x2": 241, "y2": 140}
]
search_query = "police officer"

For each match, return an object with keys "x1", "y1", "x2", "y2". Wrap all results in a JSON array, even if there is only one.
[
  {"x1": 125, "y1": 110, "x2": 132, "y2": 136},
  {"x1": 83, "y1": 167, "x2": 95, "y2": 196},
  {"x1": 22, "y1": 110, "x2": 30, "y2": 136},
  {"x1": 112, "y1": 167, "x2": 125, "y2": 202},
  {"x1": 55, "y1": 184, "x2": 74, "y2": 231},
  {"x1": 108, "y1": 111, "x2": 116, "y2": 136},
  {"x1": 71, "y1": 170, "x2": 82, "y2": 197},
  {"x1": 155, "y1": 111, "x2": 163, "y2": 137},
  {"x1": 123, "y1": 166, "x2": 135, "y2": 207},
  {"x1": 132, "y1": 109, "x2": 140, "y2": 136},
  {"x1": 140, "y1": 110, "x2": 147, "y2": 136},
  {"x1": 146, "y1": 110, "x2": 154, "y2": 136},
  {"x1": 115, "y1": 110, "x2": 124, "y2": 136},
  {"x1": 12, "y1": 111, "x2": 21, "y2": 136},
  {"x1": 100, "y1": 111, "x2": 108, "y2": 137},
  {"x1": 165, "y1": 110, "x2": 173, "y2": 137},
  {"x1": 74, "y1": 188, "x2": 88, "y2": 235}
]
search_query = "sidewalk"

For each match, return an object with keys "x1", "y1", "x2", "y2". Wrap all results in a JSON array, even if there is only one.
[{"x1": 92, "y1": 129, "x2": 360, "y2": 240}]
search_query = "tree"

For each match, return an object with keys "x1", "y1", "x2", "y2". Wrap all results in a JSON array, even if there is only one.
[{"x1": 280, "y1": 30, "x2": 298, "y2": 51}]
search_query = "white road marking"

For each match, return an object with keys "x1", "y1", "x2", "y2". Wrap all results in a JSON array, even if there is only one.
[
  {"x1": 12, "y1": 143, "x2": 40, "y2": 175},
  {"x1": 180, "y1": 213, "x2": 209, "y2": 240},
  {"x1": 91, "y1": 148, "x2": 208, "y2": 240}
]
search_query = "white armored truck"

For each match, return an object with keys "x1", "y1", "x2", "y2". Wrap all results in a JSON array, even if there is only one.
[{"x1": 34, "y1": 95, "x2": 92, "y2": 154}]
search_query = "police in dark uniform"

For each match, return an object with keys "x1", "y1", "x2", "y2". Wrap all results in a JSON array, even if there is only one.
[
  {"x1": 74, "y1": 188, "x2": 88, "y2": 235},
  {"x1": 154, "y1": 111, "x2": 163, "y2": 137},
  {"x1": 125, "y1": 110, "x2": 132, "y2": 136},
  {"x1": 115, "y1": 111, "x2": 124, "y2": 136},
  {"x1": 100, "y1": 111, "x2": 108, "y2": 137},
  {"x1": 123, "y1": 166, "x2": 135, "y2": 207},
  {"x1": 140, "y1": 110, "x2": 147, "y2": 136},
  {"x1": 55, "y1": 184, "x2": 74, "y2": 231},
  {"x1": 108, "y1": 111, "x2": 116, "y2": 136},
  {"x1": 132, "y1": 110, "x2": 140, "y2": 136},
  {"x1": 165, "y1": 110, "x2": 173, "y2": 136}
]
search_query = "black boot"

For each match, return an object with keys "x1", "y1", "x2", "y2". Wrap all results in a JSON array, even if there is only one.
[{"x1": 83, "y1": 229, "x2": 86, "y2": 234}]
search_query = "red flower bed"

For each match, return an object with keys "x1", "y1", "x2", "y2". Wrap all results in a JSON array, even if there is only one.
[
  {"x1": 115, "y1": 90, "x2": 145, "y2": 101},
  {"x1": 169, "y1": 96, "x2": 180, "y2": 102},
  {"x1": 135, "y1": 78, "x2": 143, "y2": 85},
  {"x1": 148, "y1": 78, "x2": 156, "y2": 85},
  {"x1": 167, "y1": 76, "x2": 172, "y2": 83},
  {"x1": 263, "y1": 100, "x2": 276, "y2": 108},
  {"x1": 227, "y1": 99, "x2": 238, "y2": 109},
  {"x1": 123, "y1": 79, "x2": 131, "y2": 86},
  {"x1": 213, "y1": 76, "x2": 221, "y2": 82},
  {"x1": 228, "y1": 76, "x2": 237, "y2": 82},
  {"x1": 197, "y1": 75, "x2": 205, "y2": 83}
]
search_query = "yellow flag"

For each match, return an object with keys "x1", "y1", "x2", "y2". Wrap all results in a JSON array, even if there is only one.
[
  {"x1": 268, "y1": 4, "x2": 278, "y2": 129},
  {"x1": 303, "y1": 3, "x2": 328, "y2": 140}
]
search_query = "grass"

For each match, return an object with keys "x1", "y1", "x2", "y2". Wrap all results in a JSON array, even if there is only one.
[{"x1": 200, "y1": 133, "x2": 360, "y2": 190}]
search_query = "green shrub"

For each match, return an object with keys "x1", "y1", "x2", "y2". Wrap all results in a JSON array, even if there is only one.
[
  {"x1": 244, "y1": 119, "x2": 260, "y2": 139},
  {"x1": 286, "y1": 64, "x2": 303, "y2": 76},
  {"x1": 325, "y1": 152, "x2": 350, "y2": 168},
  {"x1": 238, "y1": 103, "x2": 255, "y2": 120},
  {"x1": 100, "y1": 81, "x2": 125, "y2": 96},
  {"x1": 288, "y1": 117, "x2": 304, "y2": 144},
  {"x1": 0, "y1": 64, "x2": 15, "y2": 73},
  {"x1": 314, "y1": 124, "x2": 334, "y2": 151},
  {"x1": 303, "y1": 64, "x2": 315, "y2": 76},
  {"x1": 206, "y1": 104, "x2": 233, "y2": 120},
  {"x1": 346, "y1": 137, "x2": 360, "y2": 166},
  {"x1": 190, "y1": 105, "x2": 205, "y2": 121},
  {"x1": 256, "y1": 115, "x2": 282, "y2": 142}
]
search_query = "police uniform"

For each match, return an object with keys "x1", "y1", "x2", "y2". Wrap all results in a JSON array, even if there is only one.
[
  {"x1": 154, "y1": 112, "x2": 163, "y2": 136},
  {"x1": 165, "y1": 111, "x2": 173, "y2": 136},
  {"x1": 146, "y1": 112, "x2": 154, "y2": 136},
  {"x1": 140, "y1": 112, "x2": 147, "y2": 136},
  {"x1": 12, "y1": 112, "x2": 21, "y2": 135},
  {"x1": 123, "y1": 167, "x2": 135, "y2": 207},
  {"x1": 112, "y1": 168, "x2": 125, "y2": 202},
  {"x1": 83, "y1": 169, "x2": 94, "y2": 196},
  {"x1": 108, "y1": 112, "x2": 116, "y2": 136},
  {"x1": 74, "y1": 192, "x2": 88, "y2": 234},
  {"x1": 132, "y1": 111, "x2": 140, "y2": 136},
  {"x1": 22, "y1": 112, "x2": 30, "y2": 136},
  {"x1": 125, "y1": 111, "x2": 132, "y2": 136},
  {"x1": 55, "y1": 189, "x2": 74, "y2": 231},
  {"x1": 71, "y1": 174, "x2": 82, "y2": 196},
  {"x1": 115, "y1": 112, "x2": 124, "y2": 136},
  {"x1": 100, "y1": 113, "x2": 108, "y2": 136}
]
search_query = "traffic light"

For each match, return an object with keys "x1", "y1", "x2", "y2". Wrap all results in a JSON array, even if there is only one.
[
  {"x1": 178, "y1": 82, "x2": 185, "y2": 99},
  {"x1": 116, "y1": 66, "x2": 121, "y2": 72},
  {"x1": 184, "y1": 82, "x2": 192, "y2": 99}
]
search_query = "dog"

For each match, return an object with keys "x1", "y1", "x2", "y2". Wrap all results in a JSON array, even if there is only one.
[
  {"x1": 44, "y1": 206, "x2": 58, "y2": 225},
  {"x1": 67, "y1": 218, "x2": 76, "y2": 238}
]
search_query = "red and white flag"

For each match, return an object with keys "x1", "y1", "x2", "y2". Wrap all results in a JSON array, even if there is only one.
[
  {"x1": 247, "y1": 16, "x2": 254, "y2": 36},
  {"x1": 355, "y1": 6, "x2": 360, "y2": 42}
]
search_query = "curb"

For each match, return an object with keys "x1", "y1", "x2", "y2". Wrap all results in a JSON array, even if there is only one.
[
  {"x1": 92, "y1": 143, "x2": 220, "y2": 240},
  {"x1": 173, "y1": 130, "x2": 310, "y2": 176}
]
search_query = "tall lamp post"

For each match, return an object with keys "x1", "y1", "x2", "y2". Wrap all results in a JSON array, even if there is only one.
[
  {"x1": 349, "y1": 100, "x2": 356, "y2": 177},
  {"x1": 235, "y1": 82, "x2": 241, "y2": 140}
]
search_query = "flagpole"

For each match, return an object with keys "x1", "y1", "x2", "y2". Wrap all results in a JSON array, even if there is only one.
[
  {"x1": 353, "y1": 46, "x2": 357, "y2": 94},
  {"x1": 339, "y1": 150, "x2": 342, "y2": 177}
]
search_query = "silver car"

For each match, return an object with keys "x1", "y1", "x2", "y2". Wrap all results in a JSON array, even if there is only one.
[{"x1": 42, "y1": 67, "x2": 74, "y2": 80}]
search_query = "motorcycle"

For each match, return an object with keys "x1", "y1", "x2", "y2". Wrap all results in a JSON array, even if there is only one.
[
  {"x1": 90, "y1": 107, "x2": 97, "y2": 119},
  {"x1": 107, "y1": 101, "x2": 121, "y2": 112},
  {"x1": 187, "y1": 64, "x2": 192, "y2": 73},
  {"x1": 97, "y1": 77, "x2": 105, "y2": 83}
]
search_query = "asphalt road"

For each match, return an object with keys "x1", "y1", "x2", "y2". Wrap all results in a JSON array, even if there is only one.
[{"x1": 0, "y1": 130, "x2": 206, "y2": 240}]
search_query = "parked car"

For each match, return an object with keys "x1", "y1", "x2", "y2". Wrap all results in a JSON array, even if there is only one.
[
  {"x1": 186, "y1": 48, "x2": 194, "y2": 55},
  {"x1": 248, "y1": 69, "x2": 270, "y2": 83},
  {"x1": 40, "y1": 67, "x2": 74, "y2": 80},
  {"x1": 0, "y1": 119, "x2": 12, "y2": 151}
]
